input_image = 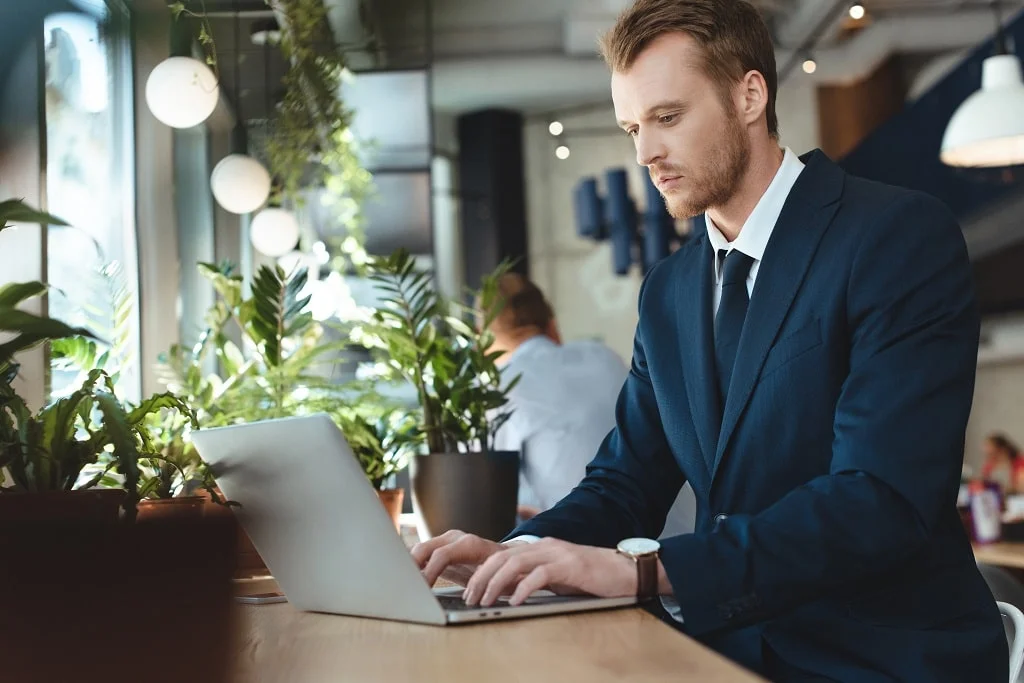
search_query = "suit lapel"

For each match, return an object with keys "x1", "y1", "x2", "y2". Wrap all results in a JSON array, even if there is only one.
[
  {"x1": 675, "y1": 223, "x2": 719, "y2": 476},
  {"x1": 712, "y1": 150, "x2": 845, "y2": 478}
]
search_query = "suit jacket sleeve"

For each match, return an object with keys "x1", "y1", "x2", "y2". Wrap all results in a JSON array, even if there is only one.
[
  {"x1": 506, "y1": 269, "x2": 687, "y2": 546},
  {"x1": 657, "y1": 193, "x2": 980, "y2": 636}
]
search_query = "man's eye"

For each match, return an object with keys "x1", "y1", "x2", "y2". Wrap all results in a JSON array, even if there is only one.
[{"x1": 659, "y1": 114, "x2": 677, "y2": 124}]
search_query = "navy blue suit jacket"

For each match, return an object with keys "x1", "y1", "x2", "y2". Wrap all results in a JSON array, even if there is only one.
[{"x1": 512, "y1": 150, "x2": 1007, "y2": 682}]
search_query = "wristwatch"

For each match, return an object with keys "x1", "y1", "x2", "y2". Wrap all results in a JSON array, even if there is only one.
[{"x1": 616, "y1": 537, "x2": 661, "y2": 601}]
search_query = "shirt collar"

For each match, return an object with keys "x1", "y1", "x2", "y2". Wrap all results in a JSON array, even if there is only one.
[
  {"x1": 497, "y1": 334, "x2": 553, "y2": 368},
  {"x1": 706, "y1": 147, "x2": 805, "y2": 282}
]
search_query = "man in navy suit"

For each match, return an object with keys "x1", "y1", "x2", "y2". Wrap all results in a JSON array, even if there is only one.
[{"x1": 412, "y1": 0, "x2": 1007, "y2": 679}]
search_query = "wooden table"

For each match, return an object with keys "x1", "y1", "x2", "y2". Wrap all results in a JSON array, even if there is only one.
[
  {"x1": 974, "y1": 541, "x2": 1024, "y2": 569},
  {"x1": 233, "y1": 579, "x2": 764, "y2": 682}
]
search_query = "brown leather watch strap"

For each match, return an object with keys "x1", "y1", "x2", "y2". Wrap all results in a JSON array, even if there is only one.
[{"x1": 636, "y1": 553, "x2": 658, "y2": 601}]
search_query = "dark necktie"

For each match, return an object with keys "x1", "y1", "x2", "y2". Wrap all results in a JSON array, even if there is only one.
[{"x1": 714, "y1": 249, "x2": 755, "y2": 404}]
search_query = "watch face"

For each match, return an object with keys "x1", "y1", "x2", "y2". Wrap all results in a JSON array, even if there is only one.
[{"x1": 617, "y1": 537, "x2": 660, "y2": 556}]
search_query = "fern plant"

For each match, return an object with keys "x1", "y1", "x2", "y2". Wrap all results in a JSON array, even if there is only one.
[
  {"x1": 360, "y1": 250, "x2": 519, "y2": 455},
  {"x1": 0, "y1": 367, "x2": 189, "y2": 520},
  {"x1": 0, "y1": 199, "x2": 202, "y2": 514},
  {"x1": 50, "y1": 261, "x2": 136, "y2": 395},
  {"x1": 152, "y1": 261, "x2": 400, "y2": 486},
  {"x1": 203, "y1": 261, "x2": 350, "y2": 421}
]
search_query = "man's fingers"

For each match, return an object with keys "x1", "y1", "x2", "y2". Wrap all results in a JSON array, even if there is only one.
[
  {"x1": 410, "y1": 529, "x2": 463, "y2": 568},
  {"x1": 420, "y1": 534, "x2": 502, "y2": 586},
  {"x1": 422, "y1": 543, "x2": 460, "y2": 586},
  {"x1": 479, "y1": 552, "x2": 532, "y2": 606},
  {"x1": 463, "y1": 542, "x2": 531, "y2": 604},
  {"x1": 509, "y1": 565, "x2": 554, "y2": 606}
]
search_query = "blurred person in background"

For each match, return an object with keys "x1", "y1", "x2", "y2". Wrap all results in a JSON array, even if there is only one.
[
  {"x1": 484, "y1": 273, "x2": 695, "y2": 536},
  {"x1": 980, "y1": 432, "x2": 1024, "y2": 493}
]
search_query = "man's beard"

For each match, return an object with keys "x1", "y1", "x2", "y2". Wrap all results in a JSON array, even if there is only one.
[{"x1": 657, "y1": 114, "x2": 750, "y2": 220}]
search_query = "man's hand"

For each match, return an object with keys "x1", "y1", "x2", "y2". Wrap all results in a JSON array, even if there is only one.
[
  {"x1": 462, "y1": 536, "x2": 637, "y2": 607},
  {"x1": 411, "y1": 530, "x2": 510, "y2": 587}
]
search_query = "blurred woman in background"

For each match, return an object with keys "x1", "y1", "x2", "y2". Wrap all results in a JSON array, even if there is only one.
[{"x1": 981, "y1": 433, "x2": 1024, "y2": 493}]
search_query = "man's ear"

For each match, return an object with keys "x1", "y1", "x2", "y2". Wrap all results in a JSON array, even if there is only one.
[{"x1": 738, "y1": 69, "x2": 769, "y2": 130}]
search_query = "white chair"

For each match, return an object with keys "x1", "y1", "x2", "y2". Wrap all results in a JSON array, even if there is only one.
[{"x1": 998, "y1": 601, "x2": 1024, "y2": 682}]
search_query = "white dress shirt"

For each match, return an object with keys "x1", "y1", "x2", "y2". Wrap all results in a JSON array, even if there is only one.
[
  {"x1": 707, "y1": 147, "x2": 806, "y2": 313},
  {"x1": 508, "y1": 148, "x2": 806, "y2": 620}
]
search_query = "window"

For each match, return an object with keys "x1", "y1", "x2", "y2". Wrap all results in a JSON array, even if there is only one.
[{"x1": 43, "y1": 2, "x2": 139, "y2": 402}]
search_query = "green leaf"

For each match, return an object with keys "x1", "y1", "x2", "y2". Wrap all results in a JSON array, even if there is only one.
[
  {"x1": 127, "y1": 392, "x2": 198, "y2": 430},
  {"x1": 92, "y1": 392, "x2": 140, "y2": 520},
  {"x1": 0, "y1": 199, "x2": 68, "y2": 230},
  {"x1": 0, "y1": 282, "x2": 46, "y2": 308},
  {"x1": 0, "y1": 308, "x2": 98, "y2": 364}
]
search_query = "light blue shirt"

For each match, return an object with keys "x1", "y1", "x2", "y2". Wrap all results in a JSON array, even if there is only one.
[
  {"x1": 494, "y1": 335, "x2": 695, "y2": 536},
  {"x1": 494, "y1": 335, "x2": 627, "y2": 511}
]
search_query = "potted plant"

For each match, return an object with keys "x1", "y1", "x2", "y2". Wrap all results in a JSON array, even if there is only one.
[
  {"x1": 332, "y1": 408, "x2": 415, "y2": 530},
  {"x1": 156, "y1": 260, "x2": 405, "y2": 569},
  {"x1": 0, "y1": 199, "x2": 128, "y2": 521},
  {"x1": 44, "y1": 264, "x2": 215, "y2": 523},
  {"x1": 359, "y1": 250, "x2": 521, "y2": 541}
]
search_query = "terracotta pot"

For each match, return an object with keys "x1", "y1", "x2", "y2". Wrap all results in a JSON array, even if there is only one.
[
  {"x1": 199, "y1": 488, "x2": 271, "y2": 579},
  {"x1": 0, "y1": 489, "x2": 124, "y2": 523},
  {"x1": 376, "y1": 488, "x2": 404, "y2": 532},
  {"x1": 136, "y1": 496, "x2": 206, "y2": 522}
]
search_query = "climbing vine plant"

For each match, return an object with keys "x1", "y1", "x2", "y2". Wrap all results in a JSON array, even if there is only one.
[
  {"x1": 166, "y1": 0, "x2": 374, "y2": 270},
  {"x1": 264, "y1": 0, "x2": 374, "y2": 269}
]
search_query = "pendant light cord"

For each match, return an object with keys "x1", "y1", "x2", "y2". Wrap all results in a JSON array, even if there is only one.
[{"x1": 993, "y1": 0, "x2": 1008, "y2": 56}]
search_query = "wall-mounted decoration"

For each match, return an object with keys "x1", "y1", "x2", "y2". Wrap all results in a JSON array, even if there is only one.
[{"x1": 573, "y1": 167, "x2": 688, "y2": 276}]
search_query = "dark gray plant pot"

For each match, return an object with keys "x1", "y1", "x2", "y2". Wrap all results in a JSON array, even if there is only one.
[{"x1": 410, "y1": 451, "x2": 519, "y2": 542}]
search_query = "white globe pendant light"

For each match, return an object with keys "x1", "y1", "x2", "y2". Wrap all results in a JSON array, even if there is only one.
[
  {"x1": 210, "y1": 127, "x2": 271, "y2": 214},
  {"x1": 251, "y1": 207, "x2": 300, "y2": 257},
  {"x1": 145, "y1": 56, "x2": 219, "y2": 129},
  {"x1": 211, "y1": 154, "x2": 271, "y2": 213},
  {"x1": 941, "y1": 5, "x2": 1024, "y2": 168}
]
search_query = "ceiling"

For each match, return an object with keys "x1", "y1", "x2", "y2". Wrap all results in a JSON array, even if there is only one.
[
  {"x1": 188, "y1": 0, "x2": 1024, "y2": 121},
  {"x1": 332, "y1": 0, "x2": 1024, "y2": 114}
]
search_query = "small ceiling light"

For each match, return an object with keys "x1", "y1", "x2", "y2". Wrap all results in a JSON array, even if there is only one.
[
  {"x1": 555, "y1": 145, "x2": 571, "y2": 160},
  {"x1": 802, "y1": 58, "x2": 818, "y2": 75},
  {"x1": 549, "y1": 121, "x2": 564, "y2": 136},
  {"x1": 250, "y1": 18, "x2": 282, "y2": 46},
  {"x1": 849, "y1": 4, "x2": 866, "y2": 21}
]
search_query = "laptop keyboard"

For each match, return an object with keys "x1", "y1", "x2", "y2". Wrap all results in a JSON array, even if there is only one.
[
  {"x1": 436, "y1": 593, "x2": 585, "y2": 611},
  {"x1": 436, "y1": 594, "x2": 507, "y2": 611}
]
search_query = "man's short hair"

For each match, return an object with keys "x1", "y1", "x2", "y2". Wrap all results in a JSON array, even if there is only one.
[
  {"x1": 488, "y1": 273, "x2": 554, "y2": 334},
  {"x1": 599, "y1": 0, "x2": 779, "y2": 138}
]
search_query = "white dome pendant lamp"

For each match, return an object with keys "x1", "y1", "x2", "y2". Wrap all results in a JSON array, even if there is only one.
[
  {"x1": 251, "y1": 204, "x2": 300, "y2": 258},
  {"x1": 211, "y1": 126, "x2": 272, "y2": 214},
  {"x1": 941, "y1": 1, "x2": 1024, "y2": 168},
  {"x1": 210, "y1": 7, "x2": 270, "y2": 214},
  {"x1": 145, "y1": 16, "x2": 219, "y2": 129}
]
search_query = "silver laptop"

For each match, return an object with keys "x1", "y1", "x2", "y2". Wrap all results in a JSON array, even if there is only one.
[{"x1": 190, "y1": 413, "x2": 637, "y2": 625}]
